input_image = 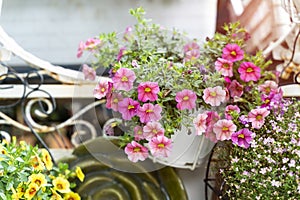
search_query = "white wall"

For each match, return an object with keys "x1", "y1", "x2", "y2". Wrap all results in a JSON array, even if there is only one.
[{"x1": 0, "y1": 0, "x2": 217, "y2": 66}]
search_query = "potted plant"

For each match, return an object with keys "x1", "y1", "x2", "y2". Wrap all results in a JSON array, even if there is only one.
[
  {"x1": 0, "y1": 137, "x2": 85, "y2": 200},
  {"x1": 76, "y1": 7, "x2": 277, "y2": 169}
]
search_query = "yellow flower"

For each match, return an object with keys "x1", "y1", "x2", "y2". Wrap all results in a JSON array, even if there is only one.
[
  {"x1": 15, "y1": 183, "x2": 26, "y2": 198},
  {"x1": 24, "y1": 183, "x2": 39, "y2": 200},
  {"x1": 50, "y1": 188, "x2": 63, "y2": 200},
  {"x1": 41, "y1": 149, "x2": 53, "y2": 170},
  {"x1": 63, "y1": 192, "x2": 81, "y2": 200},
  {"x1": 75, "y1": 167, "x2": 85, "y2": 182},
  {"x1": 28, "y1": 173, "x2": 47, "y2": 188},
  {"x1": 30, "y1": 155, "x2": 45, "y2": 171},
  {"x1": 11, "y1": 186, "x2": 24, "y2": 200},
  {"x1": 52, "y1": 177, "x2": 71, "y2": 193}
]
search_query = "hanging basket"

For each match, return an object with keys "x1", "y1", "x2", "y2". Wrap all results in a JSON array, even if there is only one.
[{"x1": 103, "y1": 117, "x2": 215, "y2": 170}]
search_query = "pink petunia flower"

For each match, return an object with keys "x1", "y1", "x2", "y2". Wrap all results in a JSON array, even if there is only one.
[
  {"x1": 248, "y1": 107, "x2": 270, "y2": 129},
  {"x1": 215, "y1": 58, "x2": 233, "y2": 77},
  {"x1": 203, "y1": 86, "x2": 226, "y2": 106},
  {"x1": 258, "y1": 80, "x2": 278, "y2": 95},
  {"x1": 175, "y1": 89, "x2": 197, "y2": 110},
  {"x1": 183, "y1": 42, "x2": 200, "y2": 53},
  {"x1": 117, "y1": 98, "x2": 140, "y2": 120},
  {"x1": 123, "y1": 26, "x2": 133, "y2": 41},
  {"x1": 112, "y1": 68, "x2": 136, "y2": 91},
  {"x1": 77, "y1": 41, "x2": 85, "y2": 58},
  {"x1": 238, "y1": 62, "x2": 261, "y2": 82},
  {"x1": 222, "y1": 43, "x2": 244, "y2": 62},
  {"x1": 213, "y1": 119, "x2": 237, "y2": 141},
  {"x1": 106, "y1": 92, "x2": 123, "y2": 112},
  {"x1": 85, "y1": 38, "x2": 102, "y2": 51},
  {"x1": 131, "y1": 60, "x2": 139, "y2": 67},
  {"x1": 143, "y1": 122, "x2": 164, "y2": 141},
  {"x1": 137, "y1": 103, "x2": 162, "y2": 123},
  {"x1": 134, "y1": 126, "x2": 145, "y2": 141},
  {"x1": 82, "y1": 64, "x2": 96, "y2": 80},
  {"x1": 227, "y1": 80, "x2": 244, "y2": 98},
  {"x1": 193, "y1": 113, "x2": 208, "y2": 135},
  {"x1": 184, "y1": 49, "x2": 200, "y2": 62},
  {"x1": 93, "y1": 79, "x2": 111, "y2": 99},
  {"x1": 148, "y1": 135, "x2": 173, "y2": 158},
  {"x1": 124, "y1": 141, "x2": 149, "y2": 162},
  {"x1": 137, "y1": 82, "x2": 160, "y2": 102},
  {"x1": 205, "y1": 111, "x2": 220, "y2": 143},
  {"x1": 117, "y1": 47, "x2": 126, "y2": 62},
  {"x1": 231, "y1": 128, "x2": 254, "y2": 149},
  {"x1": 225, "y1": 105, "x2": 240, "y2": 120}
]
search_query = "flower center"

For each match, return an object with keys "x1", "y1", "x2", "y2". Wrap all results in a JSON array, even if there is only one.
[
  {"x1": 256, "y1": 115, "x2": 262, "y2": 120},
  {"x1": 222, "y1": 127, "x2": 229, "y2": 131},
  {"x1": 145, "y1": 87, "x2": 151, "y2": 93},
  {"x1": 128, "y1": 105, "x2": 135, "y2": 110},
  {"x1": 230, "y1": 51, "x2": 236, "y2": 56},
  {"x1": 183, "y1": 96, "x2": 189, "y2": 101},
  {"x1": 57, "y1": 184, "x2": 63, "y2": 190},
  {"x1": 210, "y1": 92, "x2": 217, "y2": 97},
  {"x1": 29, "y1": 187, "x2": 37, "y2": 195},
  {"x1": 137, "y1": 130, "x2": 143, "y2": 135},
  {"x1": 223, "y1": 63, "x2": 230, "y2": 69},
  {"x1": 238, "y1": 134, "x2": 245, "y2": 138},
  {"x1": 265, "y1": 99, "x2": 270, "y2": 104},
  {"x1": 153, "y1": 129, "x2": 157, "y2": 134},
  {"x1": 246, "y1": 67, "x2": 253, "y2": 73},
  {"x1": 157, "y1": 143, "x2": 165, "y2": 148},
  {"x1": 35, "y1": 180, "x2": 41, "y2": 186},
  {"x1": 133, "y1": 147, "x2": 140, "y2": 152},
  {"x1": 146, "y1": 109, "x2": 153, "y2": 113},
  {"x1": 121, "y1": 76, "x2": 128, "y2": 82},
  {"x1": 101, "y1": 88, "x2": 106, "y2": 92},
  {"x1": 113, "y1": 98, "x2": 119, "y2": 103}
]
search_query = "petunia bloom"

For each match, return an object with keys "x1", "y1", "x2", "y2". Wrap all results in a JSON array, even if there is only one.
[
  {"x1": 215, "y1": 58, "x2": 233, "y2": 77},
  {"x1": 225, "y1": 105, "x2": 240, "y2": 120},
  {"x1": 77, "y1": 41, "x2": 85, "y2": 58},
  {"x1": 117, "y1": 46, "x2": 126, "y2": 61},
  {"x1": 222, "y1": 43, "x2": 244, "y2": 62},
  {"x1": 124, "y1": 141, "x2": 149, "y2": 162},
  {"x1": 106, "y1": 92, "x2": 123, "y2": 112},
  {"x1": 137, "y1": 82, "x2": 160, "y2": 102},
  {"x1": 227, "y1": 80, "x2": 244, "y2": 98},
  {"x1": 213, "y1": 119, "x2": 237, "y2": 141},
  {"x1": 118, "y1": 98, "x2": 140, "y2": 120},
  {"x1": 248, "y1": 107, "x2": 270, "y2": 129},
  {"x1": 112, "y1": 68, "x2": 136, "y2": 91},
  {"x1": 203, "y1": 86, "x2": 226, "y2": 106},
  {"x1": 231, "y1": 128, "x2": 254, "y2": 148},
  {"x1": 183, "y1": 42, "x2": 200, "y2": 53},
  {"x1": 175, "y1": 89, "x2": 197, "y2": 110},
  {"x1": 238, "y1": 62, "x2": 261, "y2": 82},
  {"x1": 137, "y1": 103, "x2": 162, "y2": 123},
  {"x1": 93, "y1": 79, "x2": 111, "y2": 99},
  {"x1": 134, "y1": 126, "x2": 145, "y2": 141},
  {"x1": 193, "y1": 113, "x2": 208, "y2": 135},
  {"x1": 82, "y1": 64, "x2": 96, "y2": 81},
  {"x1": 184, "y1": 49, "x2": 200, "y2": 62},
  {"x1": 148, "y1": 135, "x2": 172, "y2": 158},
  {"x1": 258, "y1": 80, "x2": 278, "y2": 95},
  {"x1": 205, "y1": 111, "x2": 220, "y2": 142},
  {"x1": 85, "y1": 38, "x2": 102, "y2": 51},
  {"x1": 143, "y1": 121, "x2": 164, "y2": 141}
]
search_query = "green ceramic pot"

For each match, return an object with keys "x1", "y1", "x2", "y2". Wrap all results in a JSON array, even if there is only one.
[{"x1": 60, "y1": 137, "x2": 188, "y2": 200}]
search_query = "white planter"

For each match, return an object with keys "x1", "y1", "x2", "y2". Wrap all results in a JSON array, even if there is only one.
[
  {"x1": 103, "y1": 117, "x2": 215, "y2": 170},
  {"x1": 150, "y1": 125, "x2": 215, "y2": 170}
]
